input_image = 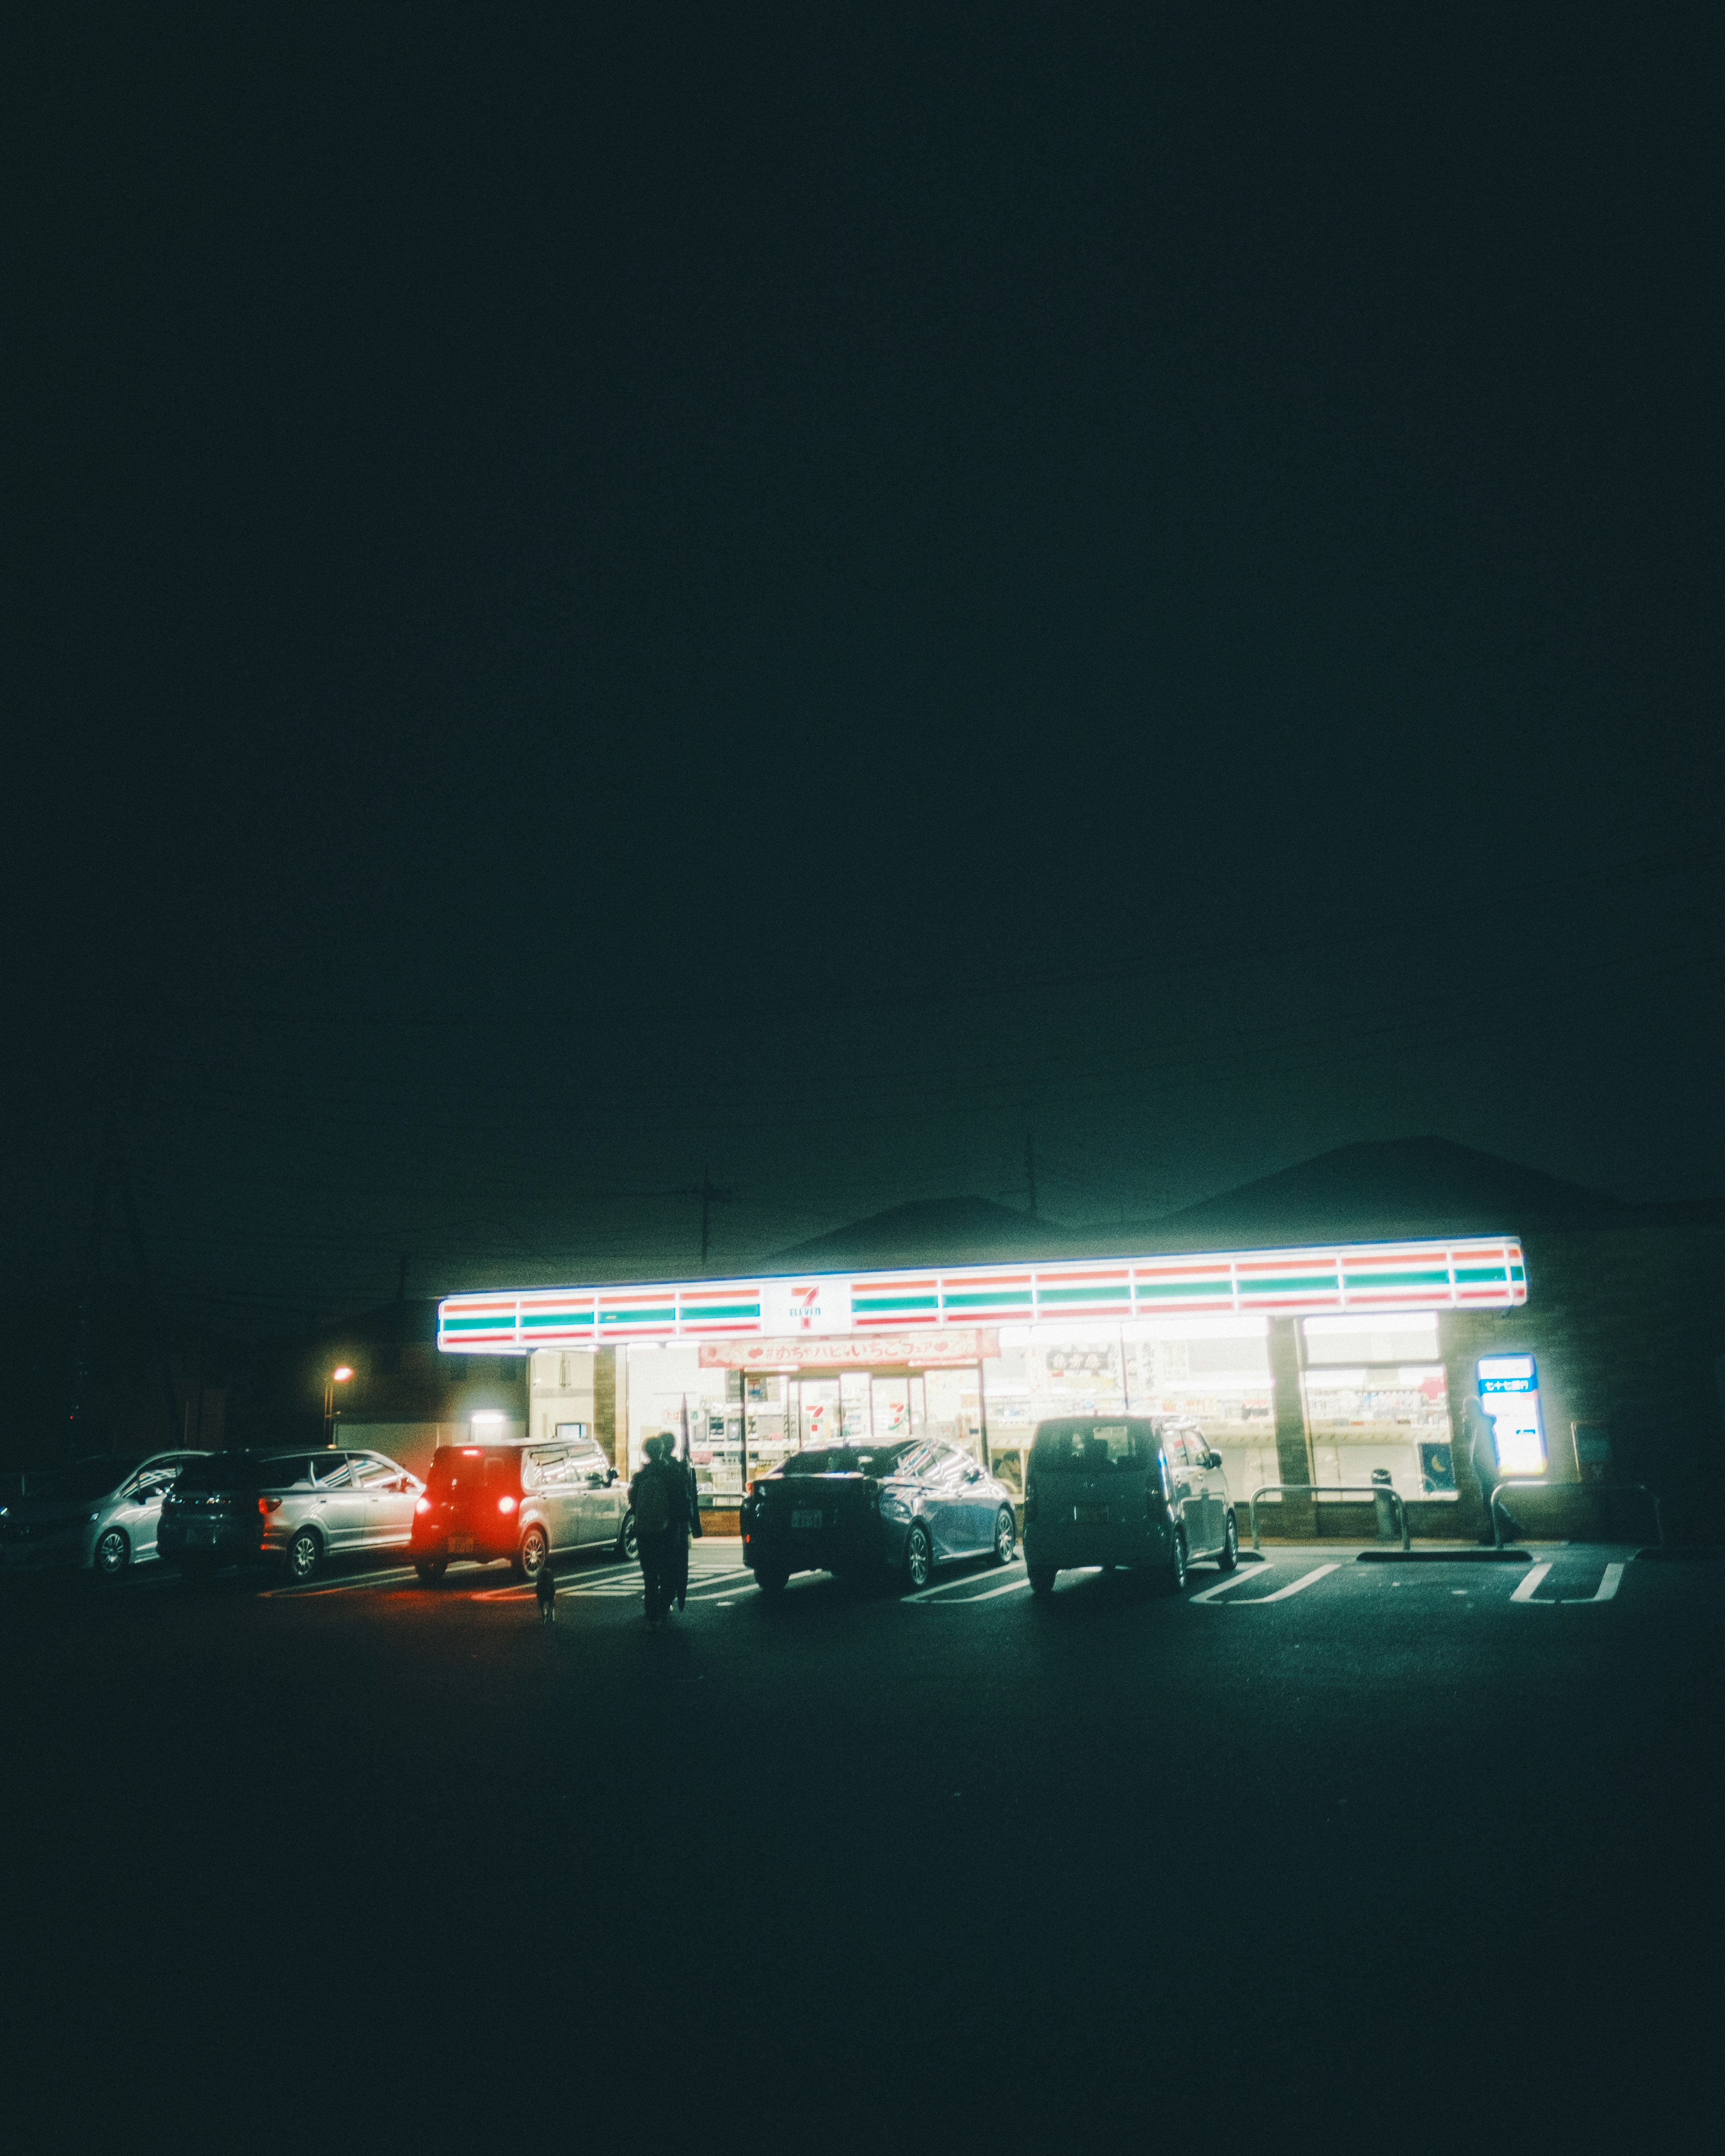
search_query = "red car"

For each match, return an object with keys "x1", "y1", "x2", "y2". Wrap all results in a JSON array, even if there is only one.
[{"x1": 409, "y1": 1438, "x2": 635, "y2": 1583}]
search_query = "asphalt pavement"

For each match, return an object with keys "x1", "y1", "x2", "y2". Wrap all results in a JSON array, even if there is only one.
[{"x1": 3, "y1": 1537, "x2": 1721, "y2": 2154}]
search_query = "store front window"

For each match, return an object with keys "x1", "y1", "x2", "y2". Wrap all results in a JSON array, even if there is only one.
[
  {"x1": 1300, "y1": 1314, "x2": 1456, "y2": 1502},
  {"x1": 981, "y1": 1317, "x2": 1276, "y2": 1501}
]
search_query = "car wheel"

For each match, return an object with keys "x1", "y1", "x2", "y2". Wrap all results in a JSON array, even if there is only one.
[
  {"x1": 286, "y1": 1528, "x2": 323, "y2": 1586},
  {"x1": 414, "y1": 1556, "x2": 447, "y2": 1584},
  {"x1": 754, "y1": 1567, "x2": 788, "y2": 1597},
  {"x1": 1028, "y1": 1564, "x2": 1057, "y2": 1597},
  {"x1": 991, "y1": 1508, "x2": 1017, "y2": 1565},
  {"x1": 616, "y1": 1511, "x2": 638, "y2": 1561},
  {"x1": 517, "y1": 1526, "x2": 549, "y2": 1581},
  {"x1": 903, "y1": 1522, "x2": 933, "y2": 1590},
  {"x1": 1216, "y1": 1512, "x2": 1239, "y2": 1572},
  {"x1": 94, "y1": 1527, "x2": 130, "y2": 1577},
  {"x1": 1161, "y1": 1526, "x2": 1188, "y2": 1595}
]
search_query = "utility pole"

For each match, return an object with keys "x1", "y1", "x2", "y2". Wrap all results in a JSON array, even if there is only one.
[
  {"x1": 680, "y1": 1166, "x2": 735, "y2": 1266},
  {"x1": 1025, "y1": 1131, "x2": 1038, "y2": 1219},
  {"x1": 66, "y1": 1128, "x2": 115, "y2": 1458},
  {"x1": 68, "y1": 1134, "x2": 181, "y2": 1454}
]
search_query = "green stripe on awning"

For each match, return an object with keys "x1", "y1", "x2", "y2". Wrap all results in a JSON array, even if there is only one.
[
  {"x1": 1038, "y1": 1285, "x2": 1131, "y2": 1305},
  {"x1": 854, "y1": 1294, "x2": 939, "y2": 1312},
  {"x1": 1339, "y1": 1267, "x2": 1450, "y2": 1288},
  {"x1": 1135, "y1": 1279, "x2": 1234, "y2": 1299},
  {"x1": 942, "y1": 1290, "x2": 1033, "y2": 1310},
  {"x1": 599, "y1": 1309, "x2": 677, "y2": 1326},
  {"x1": 1236, "y1": 1273, "x2": 1340, "y2": 1296},
  {"x1": 444, "y1": 1315, "x2": 517, "y2": 1333}
]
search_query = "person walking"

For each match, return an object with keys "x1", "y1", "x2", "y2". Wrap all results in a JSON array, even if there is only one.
[
  {"x1": 1466, "y1": 1395, "x2": 1521, "y2": 1544},
  {"x1": 630, "y1": 1433, "x2": 677, "y2": 1627},
  {"x1": 664, "y1": 1440, "x2": 702, "y2": 1614}
]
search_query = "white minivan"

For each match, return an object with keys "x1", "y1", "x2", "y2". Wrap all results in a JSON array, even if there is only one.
[{"x1": 1022, "y1": 1415, "x2": 1239, "y2": 1595}]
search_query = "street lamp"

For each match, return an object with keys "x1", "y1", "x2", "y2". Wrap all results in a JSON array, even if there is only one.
[{"x1": 323, "y1": 1364, "x2": 354, "y2": 1446}]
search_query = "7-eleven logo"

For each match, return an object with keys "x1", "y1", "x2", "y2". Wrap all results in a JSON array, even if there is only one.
[{"x1": 762, "y1": 1278, "x2": 853, "y2": 1337}]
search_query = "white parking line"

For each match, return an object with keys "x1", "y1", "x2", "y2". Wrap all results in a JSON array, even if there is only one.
[
  {"x1": 911, "y1": 1573, "x2": 1035, "y2": 1607},
  {"x1": 1227, "y1": 1563, "x2": 1343, "y2": 1604},
  {"x1": 904, "y1": 1566, "x2": 1020, "y2": 1604},
  {"x1": 261, "y1": 1566, "x2": 420, "y2": 1600},
  {"x1": 1190, "y1": 1565, "x2": 1277, "y2": 1604},
  {"x1": 1510, "y1": 1560, "x2": 1625, "y2": 1605}
]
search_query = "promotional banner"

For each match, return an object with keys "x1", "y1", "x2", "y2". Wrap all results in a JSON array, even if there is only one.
[{"x1": 698, "y1": 1329, "x2": 1000, "y2": 1370}]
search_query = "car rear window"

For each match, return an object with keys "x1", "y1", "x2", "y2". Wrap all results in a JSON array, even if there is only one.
[
  {"x1": 20, "y1": 1456, "x2": 142, "y2": 1502},
  {"x1": 1030, "y1": 1421, "x2": 1153, "y2": 1473},
  {"x1": 174, "y1": 1454, "x2": 261, "y2": 1493},
  {"x1": 427, "y1": 1447, "x2": 522, "y2": 1494},
  {"x1": 783, "y1": 1444, "x2": 915, "y2": 1477}
]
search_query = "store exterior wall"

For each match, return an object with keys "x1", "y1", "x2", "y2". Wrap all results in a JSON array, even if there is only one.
[
  {"x1": 528, "y1": 1349, "x2": 599, "y2": 1452},
  {"x1": 1439, "y1": 1225, "x2": 1725, "y2": 1542},
  {"x1": 443, "y1": 1233, "x2": 1544, "y2": 1532}
]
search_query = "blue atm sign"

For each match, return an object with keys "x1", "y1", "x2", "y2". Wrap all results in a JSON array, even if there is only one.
[{"x1": 1478, "y1": 1354, "x2": 1547, "y2": 1476}]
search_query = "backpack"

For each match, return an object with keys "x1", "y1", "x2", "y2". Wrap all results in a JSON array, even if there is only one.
[{"x1": 634, "y1": 1462, "x2": 671, "y2": 1536}]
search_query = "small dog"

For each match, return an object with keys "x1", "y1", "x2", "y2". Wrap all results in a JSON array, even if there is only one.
[{"x1": 535, "y1": 1559, "x2": 557, "y2": 1626}]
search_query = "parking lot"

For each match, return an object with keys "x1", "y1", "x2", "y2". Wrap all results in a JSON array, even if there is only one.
[
  {"x1": 227, "y1": 1534, "x2": 1653, "y2": 1616},
  {"x1": 3, "y1": 1534, "x2": 1721, "y2": 2149}
]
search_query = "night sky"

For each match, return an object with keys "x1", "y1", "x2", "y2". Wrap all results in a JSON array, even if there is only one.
[{"x1": 6, "y1": 5, "x2": 1722, "y2": 1324}]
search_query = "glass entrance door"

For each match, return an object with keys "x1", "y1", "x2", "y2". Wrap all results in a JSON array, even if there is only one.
[{"x1": 795, "y1": 1378, "x2": 842, "y2": 1449}]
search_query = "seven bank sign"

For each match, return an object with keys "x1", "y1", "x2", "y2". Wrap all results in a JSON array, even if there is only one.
[{"x1": 760, "y1": 1278, "x2": 854, "y2": 1335}]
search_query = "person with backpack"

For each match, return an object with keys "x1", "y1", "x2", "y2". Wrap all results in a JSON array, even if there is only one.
[
  {"x1": 630, "y1": 1433, "x2": 678, "y2": 1627},
  {"x1": 664, "y1": 1439, "x2": 703, "y2": 1614}
]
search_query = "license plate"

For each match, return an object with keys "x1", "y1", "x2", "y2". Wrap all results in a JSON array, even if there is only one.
[
  {"x1": 1073, "y1": 1504, "x2": 1109, "y2": 1526},
  {"x1": 449, "y1": 1536, "x2": 475, "y2": 1555},
  {"x1": 790, "y1": 1509, "x2": 823, "y2": 1531},
  {"x1": 190, "y1": 1522, "x2": 213, "y2": 1545}
]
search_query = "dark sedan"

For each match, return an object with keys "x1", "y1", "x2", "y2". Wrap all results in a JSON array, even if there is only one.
[{"x1": 741, "y1": 1438, "x2": 1019, "y2": 1595}]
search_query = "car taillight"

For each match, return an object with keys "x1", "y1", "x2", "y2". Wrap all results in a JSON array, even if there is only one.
[
  {"x1": 257, "y1": 1498, "x2": 283, "y2": 1515},
  {"x1": 414, "y1": 1496, "x2": 431, "y2": 1514},
  {"x1": 498, "y1": 1494, "x2": 517, "y2": 1514}
]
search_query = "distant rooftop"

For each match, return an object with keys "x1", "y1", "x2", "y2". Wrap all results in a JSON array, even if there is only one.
[
  {"x1": 766, "y1": 1138, "x2": 1714, "y2": 1274},
  {"x1": 769, "y1": 1194, "x2": 1057, "y2": 1271}
]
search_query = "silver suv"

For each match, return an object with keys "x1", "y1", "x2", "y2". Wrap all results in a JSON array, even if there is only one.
[
  {"x1": 159, "y1": 1448, "x2": 424, "y2": 1584},
  {"x1": 0, "y1": 1452, "x2": 208, "y2": 1574}
]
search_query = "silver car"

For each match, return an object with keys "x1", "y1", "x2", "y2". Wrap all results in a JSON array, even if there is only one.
[
  {"x1": 158, "y1": 1447, "x2": 425, "y2": 1583},
  {"x1": 1022, "y1": 1414, "x2": 1239, "y2": 1595},
  {"x1": 0, "y1": 1451, "x2": 208, "y2": 1575}
]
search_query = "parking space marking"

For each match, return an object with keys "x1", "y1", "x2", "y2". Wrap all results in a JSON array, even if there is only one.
[
  {"x1": 261, "y1": 1566, "x2": 421, "y2": 1600},
  {"x1": 1190, "y1": 1565, "x2": 1277, "y2": 1604},
  {"x1": 904, "y1": 1565, "x2": 1020, "y2": 1604},
  {"x1": 1509, "y1": 1560, "x2": 1625, "y2": 1605},
  {"x1": 1227, "y1": 1563, "x2": 1343, "y2": 1604},
  {"x1": 911, "y1": 1573, "x2": 1035, "y2": 1607}
]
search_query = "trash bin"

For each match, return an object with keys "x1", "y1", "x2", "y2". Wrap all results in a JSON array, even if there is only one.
[{"x1": 1370, "y1": 1468, "x2": 1397, "y2": 1542}]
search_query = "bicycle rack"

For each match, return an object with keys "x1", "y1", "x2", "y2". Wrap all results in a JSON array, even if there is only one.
[
  {"x1": 1489, "y1": 1479, "x2": 1664, "y2": 1552},
  {"x1": 1248, "y1": 1483, "x2": 1409, "y2": 1555}
]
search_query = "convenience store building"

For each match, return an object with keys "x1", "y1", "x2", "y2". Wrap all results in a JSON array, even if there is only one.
[{"x1": 437, "y1": 1232, "x2": 1547, "y2": 1535}]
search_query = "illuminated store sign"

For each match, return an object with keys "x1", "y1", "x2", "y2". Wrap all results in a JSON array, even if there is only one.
[
  {"x1": 438, "y1": 1234, "x2": 1527, "y2": 1356},
  {"x1": 1477, "y1": 1353, "x2": 1547, "y2": 1476}
]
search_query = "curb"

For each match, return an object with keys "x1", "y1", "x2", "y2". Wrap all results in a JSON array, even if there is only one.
[{"x1": 1354, "y1": 1547, "x2": 1533, "y2": 1564}]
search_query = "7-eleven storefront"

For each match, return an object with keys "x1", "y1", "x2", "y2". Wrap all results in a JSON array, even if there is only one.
[{"x1": 438, "y1": 1234, "x2": 1530, "y2": 1529}]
